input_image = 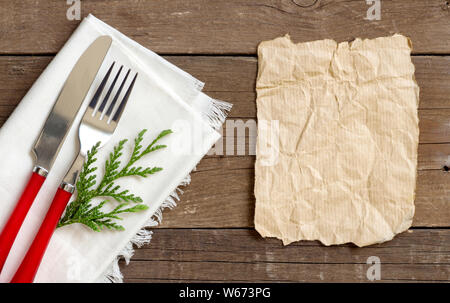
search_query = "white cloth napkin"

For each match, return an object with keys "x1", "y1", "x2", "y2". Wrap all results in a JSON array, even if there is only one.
[{"x1": 0, "y1": 14, "x2": 230, "y2": 282}]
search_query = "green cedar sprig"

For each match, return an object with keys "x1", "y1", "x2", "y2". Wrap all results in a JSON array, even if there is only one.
[{"x1": 57, "y1": 129, "x2": 172, "y2": 231}]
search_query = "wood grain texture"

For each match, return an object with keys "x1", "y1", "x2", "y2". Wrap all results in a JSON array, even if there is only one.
[
  {"x1": 0, "y1": 55, "x2": 448, "y2": 228},
  {"x1": 120, "y1": 229, "x2": 450, "y2": 282},
  {"x1": 158, "y1": 158, "x2": 450, "y2": 228},
  {"x1": 1, "y1": 0, "x2": 450, "y2": 55},
  {"x1": 0, "y1": 2, "x2": 448, "y2": 281},
  {"x1": 169, "y1": 56, "x2": 450, "y2": 110},
  {"x1": 1, "y1": 55, "x2": 450, "y2": 126},
  {"x1": 123, "y1": 263, "x2": 449, "y2": 282}
]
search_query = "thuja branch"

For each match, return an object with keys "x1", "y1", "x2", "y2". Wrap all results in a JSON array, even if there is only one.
[{"x1": 57, "y1": 129, "x2": 172, "y2": 232}]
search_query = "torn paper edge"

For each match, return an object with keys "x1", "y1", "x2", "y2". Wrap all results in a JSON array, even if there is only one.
[{"x1": 254, "y1": 34, "x2": 420, "y2": 247}]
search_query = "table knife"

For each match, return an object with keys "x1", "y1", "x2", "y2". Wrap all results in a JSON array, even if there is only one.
[{"x1": 0, "y1": 36, "x2": 113, "y2": 273}]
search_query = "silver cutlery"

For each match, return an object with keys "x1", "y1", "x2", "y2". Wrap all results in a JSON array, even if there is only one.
[
  {"x1": 0, "y1": 36, "x2": 112, "y2": 273},
  {"x1": 11, "y1": 62, "x2": 138, "y2": 282}
]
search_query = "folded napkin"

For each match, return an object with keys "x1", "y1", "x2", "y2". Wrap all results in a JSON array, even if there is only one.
[{"x1": 0, "y1": 14, "x2": 230, "y2": 282}]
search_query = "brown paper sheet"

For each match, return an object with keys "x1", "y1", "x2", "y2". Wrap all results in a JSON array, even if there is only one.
[{"x1": 254, "y1": 34, "x2": 420, "y2": 247}]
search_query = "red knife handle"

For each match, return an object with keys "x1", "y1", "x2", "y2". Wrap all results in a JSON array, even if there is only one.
[
  {"x1": 0, "y1": 171, "x2": 46, "y2": 273},
  {"x1": 11, "y1": 187, "x2": 72, "y2": 283}
]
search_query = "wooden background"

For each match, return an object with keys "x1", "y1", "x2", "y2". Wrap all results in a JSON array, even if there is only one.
[{"x1": 0, "y1": 0, "x2": 449, "y2": 282}]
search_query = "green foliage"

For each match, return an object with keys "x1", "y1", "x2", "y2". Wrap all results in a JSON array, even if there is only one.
[{"x1": 57, "y1": 129, "x2": 172, "y2": 232}]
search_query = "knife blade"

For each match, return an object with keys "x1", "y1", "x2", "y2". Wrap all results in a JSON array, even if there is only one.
[
  {"x1": 0, "y1": 35, "x2": 112, "y2": 273},
  {"x1": 33, "y1": 35, "x2": 113, "y2": 175}
]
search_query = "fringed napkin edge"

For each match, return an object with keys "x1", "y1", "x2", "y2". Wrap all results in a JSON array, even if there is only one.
[{"x1": 99, "y1": 99, "x2": 231, "y2": 283}]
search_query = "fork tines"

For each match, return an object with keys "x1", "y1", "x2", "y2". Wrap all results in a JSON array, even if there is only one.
[{"x1": 88, "y1": 62, "x2": 138, "y2": 123}]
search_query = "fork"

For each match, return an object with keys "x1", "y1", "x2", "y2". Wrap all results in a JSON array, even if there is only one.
[{"x1": 11, "y1": 62, "x2": 138, "y2": 283}]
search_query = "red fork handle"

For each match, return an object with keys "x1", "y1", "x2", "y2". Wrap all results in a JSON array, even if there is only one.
[
  {"x1": 0, "y1": 171, "x2": 46, "y2": 273},
  {"x1": 11, "y1": 187, "x2": 72, "y2": 283}
]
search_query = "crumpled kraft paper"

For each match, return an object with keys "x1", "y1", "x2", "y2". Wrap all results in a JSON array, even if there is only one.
[{"x1": 254, "y1": 34, "x2": 420, "y2": 247}]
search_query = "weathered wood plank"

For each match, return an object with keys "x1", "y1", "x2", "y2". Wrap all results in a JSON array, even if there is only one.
[
  {"x1": 132, "y1": 229, "x2": 450, "y2": 263},
  {"x1": 1, "y1": 56, "x2": 449, "y2": 111},
  {"x1": 413, "y1": 170, "x2": 450, "y2": 227},
  {"x1": 119, "y1": 229, "x2": 450, "y2": 282},
  {"x1": 205, "y1": 145, "x2": 450, "y2": 171},
  {"x1": 204, "y1": 143, "x2": 450, "y2": 171},
  {"x1": 1, "y1": 56, "x2": 449, "y2": 141},
  {"x1": 158, "y1": 161, "x2": 449, "y2": 228},
  {"x1": 1, "y1": 1, "x2": 450, "y2": 54},
  {"x1": 0, "y1": 56, "x2": 448, "y2": 228},
  {"x1": 417, "y1": 144, "x2": 450, "y2": 170},
  {"x1": 121, "y1": 277, "x2": 447, "y2": 283},
  {"x1": 169, "y1": 56, "x2": 450, "y2": 110},
  {"x1": 122, "y1": 262, "x2": 449, "y2": 282},
  {"x1": 419, "y1": 110, "x2": 450, "y2": 143},
  {"x1": 0, "y1": 57, "x2": 52, "y2": 126}
]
